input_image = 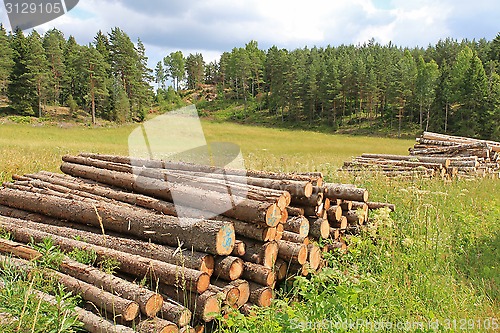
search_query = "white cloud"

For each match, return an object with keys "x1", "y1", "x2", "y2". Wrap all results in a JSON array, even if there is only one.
[{"x1": 1, "y1": 0, "x2": 499, "y2": 69}]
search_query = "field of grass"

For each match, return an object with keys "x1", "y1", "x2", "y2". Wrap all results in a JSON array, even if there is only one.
[{"x1": 0, "y1": 119, "x2": 499, "y2": 332}]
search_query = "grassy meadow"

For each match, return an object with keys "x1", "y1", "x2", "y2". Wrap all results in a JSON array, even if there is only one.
[{"x1": 0, "y1": 119, "x2": 499, "y2": 332}]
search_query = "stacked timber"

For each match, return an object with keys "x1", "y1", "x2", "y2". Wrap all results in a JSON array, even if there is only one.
[
  {"x1": 410, "y1": 132, "x2": 500, "y2": 178},
  {"x1": 0, "y1": 154, "x2": 395, "y2": 331},
  {"x1": 341, "y1": 132, "x2": 500, "y2": 179}
]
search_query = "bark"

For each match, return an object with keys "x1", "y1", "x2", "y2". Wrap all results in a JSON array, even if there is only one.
[
  {"x1": 367, "y1": 202, "x2": 396, "y2": 212},
  {"x1": 61, "y1": 162, "x2": 282, "y2": 228},
  {"x1": 231, "y1": 240, "x2": 246, "y2": 257},
  {"x1": 213, "y1": 256, "x2": 244, "y2": 281},
  {"x1": 237, "y1": 238, "x2": 278, "y2": 269},
  {"x1": 207, "y1": 284, "x2": 240, "y2": 306},
  {"x1": 0, "y1": 218, "x2": 210, "y2": 294},
  {"x1": 343, "y1": 210, "x2": 365, "y2": 225},
  {"x1": 7, "y1": 214, "x2": 214, "y2": 276},
  {"x1": 324, "y1": 183, "x2": 369, "y2": 202},
  {"x1": 281, "y1": 231, "x2": 309, "y2": 245},
  {"x1": 286, "y1": 206, "x2": 304, "y2": 217},
  {"x1": 0, "y1": 187, "x2": 235, "y2": 256},
  {"x1": 409, "y1": 142, "x2": 489, "y2": 155},
  {"x1": 159, "y1": 286, "x2": 220, "y2": 322},
  {"x1": 242, "y1": 262, "x2": 276, "y2": 287},
  {"x1": 78, "y1": 153, "x2": 323, "y2": 183},
  {"x1": 308, "y1": 217, "x2": 330, "y2": 239},
  {"x1": 274, "y1": 259, "x2": 288, "y2": 281},
  {"x1": 361, "y1": 153, "x2": 453, "y2": 167},
  {"x1": 326, "y1": 205, "x2": 343, "y2": 223},
  {"x1": 33, "y1": 289, "x2": 136, "y2": 333},
  {"x1": 160, "y1": 300, "x2": 192, "y2": 328},
  {"x1": 23, "y1": 172, "x2": 181, "y2": 216},
  {"x1": 59, "y1": 258, "x2": 163, "y2": 318},
  {"x1": 248, "y1": 282, "x2": 273, "y2": 307},
  {"x1": 136, "y1": 318, "x2": 178, "y2": 333},
  {"x1": 276, "y1": 240, "x2": 308, "y2": 265}
]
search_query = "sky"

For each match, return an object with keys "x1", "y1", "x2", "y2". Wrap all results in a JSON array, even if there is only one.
[{"x1": 1, "y1": 0, "x2": 499, "y2": 70}]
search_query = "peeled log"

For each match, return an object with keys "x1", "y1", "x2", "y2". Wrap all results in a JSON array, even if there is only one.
[
  {"x1": 0, "y1": 238, "x2": 42, "y2": 261},
  {"x1": 324, "y1": 183, "x2": 368, "y2": 202},
  {"x1": 0, "y1": 217, "x2": 210, "y2": 294},
  {"x1": 284, "y1": 216, "x2": 309, "y2": 237},
  {"x1": 0, "y1": 187, "x2": 234, "y2": 256}
]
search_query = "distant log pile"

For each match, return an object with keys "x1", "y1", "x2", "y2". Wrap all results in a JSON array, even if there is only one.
[
  {"x1": 342, "y1": 132, "x2": 500, "y2": 179},
  {"x1": 0, "y1": 153, "x2": 395, "y2": 331}
]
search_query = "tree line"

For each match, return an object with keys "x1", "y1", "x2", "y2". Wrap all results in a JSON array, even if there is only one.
[
  {"x1": 0, "y1": 22, "x2": 499, "y2": 140},
  {"x1": 157, "y1": 37, "x2": 500, "y2": 140},
  {"x1": 0, "y1": 25, "x2": 153, "y2": 123}
]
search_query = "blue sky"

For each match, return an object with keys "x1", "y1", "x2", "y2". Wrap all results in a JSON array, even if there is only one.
[{"x1": 1, "y1": 0, "x2": 499, "y2": 69}]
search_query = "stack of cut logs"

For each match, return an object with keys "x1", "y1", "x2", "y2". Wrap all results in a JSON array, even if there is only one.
[
  {"x1": 0, "y1": 153, "x2": 394, "y2": 333},
  {"x1": 342, "y1": 132, "x2": 500, "y2": 179}
]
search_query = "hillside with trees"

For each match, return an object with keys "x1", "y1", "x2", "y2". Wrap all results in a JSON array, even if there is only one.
[{"x1": 1, "y1": 23, "x2": 499, "y2": 140}]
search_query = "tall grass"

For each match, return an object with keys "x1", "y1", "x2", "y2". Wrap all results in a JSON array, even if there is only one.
[{"x1": 0, "y1": 120, "x2": 498, "y2": 332}]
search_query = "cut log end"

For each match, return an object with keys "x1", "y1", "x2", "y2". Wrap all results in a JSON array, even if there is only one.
[
  {"x1": 304, "y1": 183, "x2": 313, "y2": 198},
  {"x1": 145, "y1": 294, "x2": 165, "y2": 318},
  {"x1": 265, "y1": 204, "x2": 281, "y2": 227},
  {"x1": 257, "y1": 288, "x2": 273, "y2": 307},
  {"x1": 275, "y1": 223, "x2": 284, "y2": 241},
  {"x1": 226, "y1": 287, "x2": 240, "y2": 306},
  {"x1": 197, "y1": 273, "x2": 211, "y2": 294},
  {"x1": 200, "y1": 255, "x2": 215, "y2": 276},
  {"x1": 201, "y1": 295, "x2": 221, "y2": 322},
  {"x1": 297, "y1": 245, "x2": 308, "y2": 265},
  {"x1": 137, "y1": 319, "x2": 178, "y2": 333},
  {"x1": 123, "y1": 302, "x2": 141, "y2": 322},
  {"x1": 228, "y1": 259, "x2": 244, "y2": 281},
  {"x1": 216, "y1": 223, "x2": 236, "y2": 256},
  {"x1": 320, "y1": 219, "x2": 330, "y2": 239},
  {"x1": 308, "y1": 245, "x2": 322, "y2": 271}
]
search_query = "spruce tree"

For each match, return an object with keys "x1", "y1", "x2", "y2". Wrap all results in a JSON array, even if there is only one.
[
  {"x1": 0, "y1": 24, "x2": 14, "y2": 98},
  {"x1": 25, "y1": 30, "x2": 50, "y2": 117}
]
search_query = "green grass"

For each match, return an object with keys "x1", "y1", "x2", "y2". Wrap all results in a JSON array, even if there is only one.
[{"x1": 0, "y1": 119, "x2": 499, "y2": 332}]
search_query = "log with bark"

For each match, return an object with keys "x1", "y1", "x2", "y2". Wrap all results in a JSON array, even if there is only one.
[
  {"x1": 0, "y1": 217, "x2": 210, "y2": 294},
  {"x1": 242, "y1": 262, "x2": 276, "y2": 287},
  {"x1": 324, "y1": 183, "x2": 369, "y2": 202},
  {"x1": 307, "y1": 217, "x2": 330, "y2": 239},
  {"x1": 237, "y1": 238, "x2": 278, "y2": 269},
  {"x1": 248, "y1": 282, "x2": 273, "y2": 307},
  {"x1": 276, "y1": 240, "x2": 308, "y2": 265},
  {"x1": 284, "y1": 216, "x2": 310, "y2": 237},
  {"x1": 160, "y1": 300, "x2": 192, "y2": 328},
  {"x1": 159, "y1": 286, "x2": 220, "y2": 322},
  {"x1": 212, "y1": 256, "x2": 244, "y2": 281},
  {"x1": 3, "y1": 213, "x2": 214, "y2": 276},
  {"x1": 0, "y1": 187, "x2": 235, "y2": 256},
  {"x1": 60, "y1": 162, "x2": 282, "y2": 228}
]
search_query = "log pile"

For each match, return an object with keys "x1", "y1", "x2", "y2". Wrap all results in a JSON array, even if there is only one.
[
  {"x1": 341, "y1": 132, "x2": 500, "y2": 179},
  {"x1": 0, "y1": 153, "x2": 395, "y2": 332}
]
